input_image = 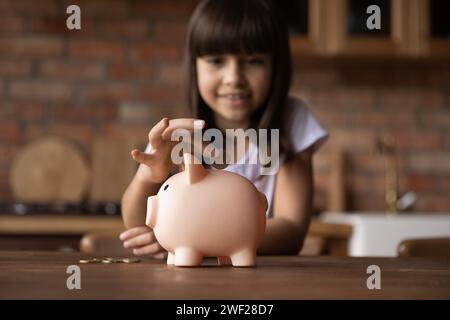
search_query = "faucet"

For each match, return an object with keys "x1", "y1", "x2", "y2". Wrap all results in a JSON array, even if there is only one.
[
  {"x1": 375, "y1": 135, "x2": 399, "y2": 214},
  {"x1": 374, "y1": 135, "x2": 418, "y2": 213}
]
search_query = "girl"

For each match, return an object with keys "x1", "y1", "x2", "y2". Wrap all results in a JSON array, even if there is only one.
[{"x1": 120, "y1": 0, "x2": 328, "y2": 257}]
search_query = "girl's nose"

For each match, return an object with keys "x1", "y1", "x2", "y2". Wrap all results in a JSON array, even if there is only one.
[{"x1": 222, "y1": 61, "x2": 245, "y2": 87}]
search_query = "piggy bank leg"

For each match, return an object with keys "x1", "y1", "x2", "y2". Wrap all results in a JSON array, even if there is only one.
[
  {"x1": 174, "y1": 247, "x2": 203, "y2": 267},
  {"x1": 217, "y1": 256, "x2": 232, "y2": 266},
  {"x1": 167, "y1": 252, "x2": 175, "y2": 265},
  {"x1": 230, "y1": 248, "x2": 256, "y2": 267}
]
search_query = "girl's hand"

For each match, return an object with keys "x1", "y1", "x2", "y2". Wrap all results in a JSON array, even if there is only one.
[
  {"x1": 119, "y1": 226, "x2": 167, "y2": 258},
  {"x1": 131, "y1": 117, "x2": 205, "y2": 184}
]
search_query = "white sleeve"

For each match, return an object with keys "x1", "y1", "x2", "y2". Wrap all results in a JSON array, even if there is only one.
[{"x1": 287, "y1": 97, "x2": 329, "y2": 154}]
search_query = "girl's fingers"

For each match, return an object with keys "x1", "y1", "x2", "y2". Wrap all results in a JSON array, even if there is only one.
[
  {"x1": 119, "y1": 226, "x2": 152, "y2": 241},
  {"x1": 161, "y1": 118, "x2": 205, "y2": 140},
  {"x1": 148, "y1": 118, "x2": 169, "y2": 149},
  {"x1": 132, "y1": 242, "x2": 165, "y2": 256},
  {"x1": 123, "y1": 231, "x2": 157, "y2": 249},
  {"x1": 131, "y1": 149, "x2": 155, "y2": 165}
]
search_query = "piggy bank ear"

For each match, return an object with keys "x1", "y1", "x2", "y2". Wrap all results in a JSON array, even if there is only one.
[{"x1": 183, "y1": 153, "x2": 207, "y2": 185}]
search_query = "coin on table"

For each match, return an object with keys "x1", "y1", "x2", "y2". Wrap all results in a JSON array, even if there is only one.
[
  {"x1": 122, "y1": 258, "x2": 141, "y2": 263},
  {"x1": 84, "y1": 257, "x2": 141, "y2": 264},
  {"x1": 101, "y1": 258, "x2": 124, "y2": 263},
  {"x1": 79, "y1": 258, "x2": 101, "y2": 264},
  {"x1": 101, "y1": 258, "x2": 114, "y2": 263},
  {"x1": 113, "y1": 258, "x2": 126, "y2": 263}
]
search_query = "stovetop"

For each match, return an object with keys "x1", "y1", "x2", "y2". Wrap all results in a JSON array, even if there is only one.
[{"x1": 0, "y1": 201, "x2": 121, "y2": 216}]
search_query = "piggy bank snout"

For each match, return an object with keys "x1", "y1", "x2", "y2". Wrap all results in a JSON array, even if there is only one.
[{"x1": 146, "y1": 196, "x2": 158, "y2": 228}]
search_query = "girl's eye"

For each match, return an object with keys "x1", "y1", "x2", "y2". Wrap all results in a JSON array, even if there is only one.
[
  {"x1": 247, "y1": 57, "x2": 265, "y2": 65},
  {"x1": 163, "y1": 184, "x2": 169, "y2": 191},
  {"x1": 206, "y1": 57, "x2": 223, "y2": 65}
]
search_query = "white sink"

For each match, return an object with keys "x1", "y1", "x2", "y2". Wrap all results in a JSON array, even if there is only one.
[{"x1": 319, "y1": 212, "x2": 450, "y2": 257}]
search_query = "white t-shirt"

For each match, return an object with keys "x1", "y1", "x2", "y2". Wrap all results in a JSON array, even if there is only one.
[
  {"x1": 145, "y1": 96, "x2": 328, "y2": 218},
  {"x1": 213, "y1": 96, "x2": 328, "y2": 217}
]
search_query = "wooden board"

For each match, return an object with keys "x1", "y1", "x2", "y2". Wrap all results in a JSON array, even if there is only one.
[
  {"x1": 89, "y1": 137, "x2": 141, "y2": 203},
  {"x1": 9, "y1": 137, "x2": 90, "y2": 203}
]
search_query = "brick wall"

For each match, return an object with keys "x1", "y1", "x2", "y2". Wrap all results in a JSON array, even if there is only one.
[
  {"x1": 293, "y1": 59, "x2": 450, "y2": 212},
  {"x1": 1, "y1": 0, "x2": 449, "y2": 212},
  {"x1": 0, "y1": 0, "x2": 197, "y2": 201}
]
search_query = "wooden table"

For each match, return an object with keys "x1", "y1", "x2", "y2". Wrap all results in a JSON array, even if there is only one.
[{"x1": 1, "y1": 251, "x2": 449, "y2": 299}]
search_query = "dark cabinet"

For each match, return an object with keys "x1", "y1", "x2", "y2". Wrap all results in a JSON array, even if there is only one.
[{"x1": 282, "y1": 0, "x2": 450, "y2": 58}]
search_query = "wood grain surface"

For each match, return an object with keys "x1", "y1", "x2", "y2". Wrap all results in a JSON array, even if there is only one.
[{"x1": 1, "y1": 251, "x2": 449, "y2": 299}]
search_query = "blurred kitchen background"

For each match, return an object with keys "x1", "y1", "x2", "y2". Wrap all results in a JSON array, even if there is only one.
[{"x1": 0, "y1": 0, "x2": 449, "y2": 257}]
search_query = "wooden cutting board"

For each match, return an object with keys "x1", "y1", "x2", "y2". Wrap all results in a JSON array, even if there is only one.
[
  {"x1": 89, "y1": 137, "x2": 141, "y2": 204},
  {"x1": 10, "y1": 137, "x2": 90, "y2": 203}
]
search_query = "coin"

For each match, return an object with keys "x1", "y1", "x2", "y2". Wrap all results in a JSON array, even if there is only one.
[
  {"x1": 122, "y1": 258, "x2": 140, "y2": 263},
  {"x1": 102, "y1": 258, "x2": 125, "y2": 263},
  {"x1": 113, "y1": 259, "x2": 125, "y2": 263},
  {"x1": 79, "y1": 258, "x2": 101, "y2": 264},
  {"x1": 101, "y1": 258, "x2": 114, "y2": 263},
  {"x1": 79, "y1": 257, "x2": 141, "y2": 264}
]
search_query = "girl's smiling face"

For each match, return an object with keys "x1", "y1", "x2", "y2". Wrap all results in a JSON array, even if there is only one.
[{"x1": 196, "y1": 53, "x2": 272, "y2": 129}]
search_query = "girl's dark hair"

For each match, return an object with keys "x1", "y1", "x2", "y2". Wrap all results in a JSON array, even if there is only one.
[{"x1": 185, "y1": 0, "x2": 293, "y2": 156}]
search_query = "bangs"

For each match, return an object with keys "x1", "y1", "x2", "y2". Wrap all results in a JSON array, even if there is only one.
[
  {"x1": 188, "y1": 0, "x2": 275, "y2": 56},
  {"x1": 186, "y1": 0, "x2": 293, "y2": 155}
]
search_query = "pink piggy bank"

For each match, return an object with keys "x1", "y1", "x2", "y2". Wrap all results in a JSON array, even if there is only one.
[{"x1": 146, "y1": 153, "x2": 267, "y2": 267}]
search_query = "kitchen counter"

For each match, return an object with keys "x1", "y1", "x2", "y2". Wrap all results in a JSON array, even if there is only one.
[
  {"x1": 320, "y1": 212, "x2": 450, "y2": 257},
  {"x1": 0, "y1": 214, "x2": 124, "y2": 235},
  {"x1": 0, "y1": 214, "x2": 124, "y2": 251},
  {"x1": 0, "y1": 215, "x2": 352, "y2": 254}
]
